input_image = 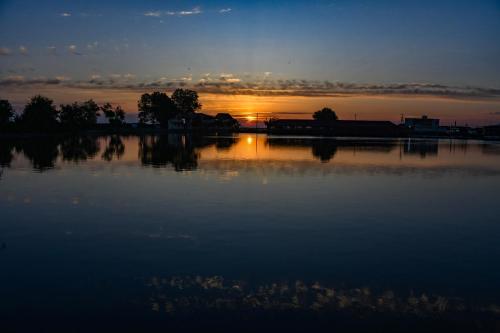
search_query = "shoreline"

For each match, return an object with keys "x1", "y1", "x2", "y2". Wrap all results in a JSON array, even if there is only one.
[{"x1": 0, "y1": 128, "x2": 498, "y2": 141}]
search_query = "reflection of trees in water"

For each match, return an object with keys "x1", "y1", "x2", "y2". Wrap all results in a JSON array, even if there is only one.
[
  {"x1": 0, "y1": 140, "x2": 15, "y2": 168},
  {"x1": 139, "y1": 135, "x2": 238, "y2": 171},
  {"x1": 60, "y1": 136, "x2": 100, "y2": 162},
  {"x1": 101, "y1": 135, "x2": 125, "y2": 161},
  {"x1": 139, "y1": 135, "x2": 199, "y2": 171},
  {"x1": 311, "y1": 140, "x2": 338, "y2": 162},
  {"x1": 267, "y1": 138, "x2": 398, "y2": 163},
  {"x1": 19, "y1": 138, "x2": 60, "y2": 171},
  {"x1": 0, "y1": 140, "x2": 15, "y2": 180},
  {"x1": 215, "y1": 137, "x2": 238, "y2": 152},
  {"x1": 1, "y1": 135, "x2": 239, "y2": 174},
  {"x1": 1, "y1": 136, "x2": 104, "y2": 172}
]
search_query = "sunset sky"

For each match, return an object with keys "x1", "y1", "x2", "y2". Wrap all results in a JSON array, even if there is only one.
[{"x1": 1, "y1": 0, "x2": 500, "y2": 125}]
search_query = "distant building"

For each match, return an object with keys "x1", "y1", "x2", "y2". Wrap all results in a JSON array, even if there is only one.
[
  {"x1": 483, "y1": 125, "x2": 500, "y2": 138},
  {"x1": 404, "y1": 116, "x2": 440, "y2": 132},
  {"x1": 215, "y1": 113, "x2": 240, "y2": 130},
  {"x1": 168, "y1": 112, "x2": 239, "y2": 132},
  {"x1": 168, "y1": 114, "x2": 192, "y2": 131},
  {"x1": 266, "y1": 119, "x2": 403, "y2": 137}
]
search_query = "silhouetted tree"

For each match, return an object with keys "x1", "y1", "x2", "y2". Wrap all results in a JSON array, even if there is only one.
[
  {"x1": 171, "y1": 89, "x2": 201, "y2": 114},
  {"x1": 59, "y1": 102, "x2": 98, "y2": 129},
  {"x1": 20, "y1": 95, "x2": 59, "y2": 131},
  {"x1": 138, "y1": 92, "x2": 177, "y2": 126},
  {"x1": 313, "y1": 107, "x2": 338, "y2": 121},
  {"x1": 101, "y1": 135, "x2": 125, "y2": 161},
  {"x1": 215, "y1": 113, "x2": 239, "y2": 130},
  {"x1": 80, "y1": 100, "x2": 101, "y2": 126},
  {"x1": 0, "y1": 99, "x2": 14, "y2": 127},
  {"x1": 101, "y1": 103, "x2": 126, "y2": 126}
]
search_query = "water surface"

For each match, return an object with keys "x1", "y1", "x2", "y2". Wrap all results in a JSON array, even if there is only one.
[{"x1": 1, "y1": 134, "x2": 500, "y2": 331}]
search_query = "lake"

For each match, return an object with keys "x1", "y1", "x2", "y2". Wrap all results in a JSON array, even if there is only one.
[{"x1": 1, "y1": 134, "x2": 500, "y2": 332}]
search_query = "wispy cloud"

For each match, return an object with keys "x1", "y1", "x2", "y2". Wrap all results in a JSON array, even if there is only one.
[
  {"x1": 219, "y1": 73, "x2": 241, "y2": 83},
  {"x1": 144, "y1": 11, "x2": 162, "y2": 17},
  {"x1": 144, "y1": 7, "x2": 202, "y2": 17},
  {"x1": 219, "y1": 8, "x2": 232, "y2": 14},
  {"x1": 0, "y1": 47, "x2": 12, "y2": 56},
  {"x1": 0, "y1": 76, "x2": 62, "y2": 86},
  {"x1": 60, "y1": 12, "x2": 71, "y2": 17},
  {"x1": 2, "y1": 74, "x2": 500, "y2": 100},
  {"x1": 68, "y1": 45, "x2": 83, "y2": 56},
  {"x1": 178, "y1": 7, "x2": 202, "y2": 16}
]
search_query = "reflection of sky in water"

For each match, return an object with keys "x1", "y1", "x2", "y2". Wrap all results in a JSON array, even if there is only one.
[{"x1": 0, "y1": 135, "x2": 500, "y2": 327}]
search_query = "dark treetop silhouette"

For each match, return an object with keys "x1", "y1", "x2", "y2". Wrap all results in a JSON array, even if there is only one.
[
  {"x1": 101, "y1": 103, "x2": 126, "y2": 127},
  {"x1": 138, "y1": 89, "x2": 201, "y2": 126},
  {"x1": 313, "y1": 107, "x2": 338, "y2": 121},
  {"x1": 20, "y1": 95, "x2": 59, "y2": 131},
  {"x1": 0, "y1": 99, "x2": 14, "y2": 128},
  {"x1": 59, "y1": 100, "x2": 100, "y2": 130}
]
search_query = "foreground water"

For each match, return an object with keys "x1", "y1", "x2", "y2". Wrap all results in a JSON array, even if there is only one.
[{"x1": 1, "y1": 134, "x2": 500, "y2": 332}]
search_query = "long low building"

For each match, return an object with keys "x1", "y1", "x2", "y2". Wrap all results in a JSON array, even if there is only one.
[{"x1": 266, "y1": 119, "x2": 406, "y2": 137}]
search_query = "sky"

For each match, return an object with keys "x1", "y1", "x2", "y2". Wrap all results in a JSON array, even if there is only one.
[{"x1": 1, "y1": 0, "x2": 500, "y2": 125}]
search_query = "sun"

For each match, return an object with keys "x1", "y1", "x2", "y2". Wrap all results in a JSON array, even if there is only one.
[{"x1": 245, "y1": 115, "x2": 256, "y2": 122}]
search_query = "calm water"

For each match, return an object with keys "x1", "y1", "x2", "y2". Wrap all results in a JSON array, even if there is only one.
[{"x1": 1, "y1": 134, "x2": 500, "y2": 331}]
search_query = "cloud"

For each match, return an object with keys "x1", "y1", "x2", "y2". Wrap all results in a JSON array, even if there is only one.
[
  {"x1": 219, "y1": 73, "x2": 241, "y2": 83},
  {"x1": 193, "y1": 79, "x2": 500, "y2": 99},
  {"x1": 178, "y1": 7, "x2": 202, "y2": 16},
  {"x1": 0, "y1": 47, "x2": 12, "y2": 56},
  {"x1": 144, "y1": 7, "x2": 202, "y2": 17},
  {"x1": 0, "y1": 76, "x2": 62, "y2": 86},
  {"x1": 19, "y1": 46, "x2": 28, "y2": 55},
  {"x1": 68, "y1": 45, "x2": 83, "y2": 55},
  {"x1": 219, "y1": 8, "x2": 232, "y2": 14},
  {"x1": 60, "y1": 12, "x2": 71, "y2": 17},
  {"x1": 2, "y1": 74, "x2": 500, "y2": 101},
  {"x1": 144, "y1": 11, "x2": 162, "y2": 17}
]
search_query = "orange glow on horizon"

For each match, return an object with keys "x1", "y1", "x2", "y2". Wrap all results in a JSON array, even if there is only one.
[{"x1": 2, "y1": 86, "x2": 500, "y2": 126}]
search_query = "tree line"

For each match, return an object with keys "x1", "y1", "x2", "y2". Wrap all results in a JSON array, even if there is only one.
[{"x1": 0, "y1": 88, "x2": 203, "y2": 132}]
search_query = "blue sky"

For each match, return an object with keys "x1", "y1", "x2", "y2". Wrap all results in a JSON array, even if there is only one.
[
  {"x1": 1, "y1": 0, "x2": 499, "y2": 85},
  {"x1": 1, "y1": 0, "x2": 500, "y2": 124}
]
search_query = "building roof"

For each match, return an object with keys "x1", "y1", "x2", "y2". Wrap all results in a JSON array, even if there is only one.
[{"x1": 269, "y1": 119, "x2": 397, "y2": 127}]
